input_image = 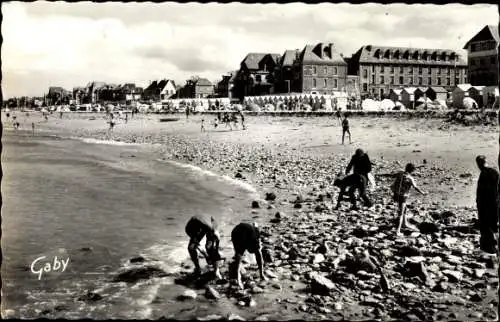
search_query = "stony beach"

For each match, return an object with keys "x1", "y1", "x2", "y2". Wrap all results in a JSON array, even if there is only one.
[{"x1": 5, "y1": 111, "x2": 499, "y2": 321}]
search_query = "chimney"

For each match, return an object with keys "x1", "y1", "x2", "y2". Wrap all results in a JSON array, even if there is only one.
[{"x1": 330, "y1": 44, "x2": 335, "y2": 58}]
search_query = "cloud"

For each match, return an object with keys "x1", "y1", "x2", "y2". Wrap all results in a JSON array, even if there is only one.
[{"x1": 2, "y1": 2, "x2": 497, "y2": 98}]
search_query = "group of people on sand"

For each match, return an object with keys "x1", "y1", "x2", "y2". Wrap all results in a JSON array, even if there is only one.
[
  {"x1": 201, "y1": 110, "x2": 246, "y2": 132},
  {"x1": 184, "y1": 151, "x2": 498, "y2": 289}
]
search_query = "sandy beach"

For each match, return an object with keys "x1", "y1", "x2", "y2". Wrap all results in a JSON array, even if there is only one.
[{"x1": 3, "y1": 111, "x2": 499, "y2": 320}]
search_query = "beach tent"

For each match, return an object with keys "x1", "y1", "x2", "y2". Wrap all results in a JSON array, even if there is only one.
[
  {"x1": 380, "y1": 99, "x2": 395, "y2": 111},
  {"x1": 463, "y1": 97, "x2": 478, "y2": 109},
  {"x1": 264, "y1": 103, "x2": 275, "y2": 112},
  {"x1": 452, "y1": 84, "x2": 472, "y2": 109},
  {"x1": 248, "y1": 103, "x2": 261, "y2": 112},
  {"x1": 482, "y1": 86, "x2": 499, "y2": 109},
  {"x1": 416, "y1": 96, "x2": 433, "y2": 104},
  {"x1": 361, "y1": 99, "x2": 379, "y2": 111},
  {"x1": 233, "y1": 104, "x2": 243, "y2": 111},
  {"x1": 393, "y1": 101, "x2": 406, "y2": 111}
]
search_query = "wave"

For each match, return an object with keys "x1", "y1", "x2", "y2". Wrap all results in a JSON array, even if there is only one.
[
  {"x1": 161, "y1": 159, "x2": 258, "y2": 194},
  {"x1": 73, "y1": 137, "x2": 142, "y2": 146}
]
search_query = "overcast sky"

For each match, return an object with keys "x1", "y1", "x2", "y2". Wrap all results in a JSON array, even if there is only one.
[{"x1": 2, "y1": 2, "x2": 497, "y2": 98}]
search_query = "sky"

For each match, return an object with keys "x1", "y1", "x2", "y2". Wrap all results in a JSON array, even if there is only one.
[{"x1": 2, "y1": 2, "x2": 498, "y2": 98}]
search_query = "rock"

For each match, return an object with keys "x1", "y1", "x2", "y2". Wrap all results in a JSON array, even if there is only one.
[
  {"x1": 294, "y1": 203, "x2": 302, "y2": 209},
  {"x1": 227, "y1": 313, "x2": 246, "y2": 320},
  {"x1": 442, "y1": 270, "x2": 463, "y2": 282},
  {"x1": 251, "y1": 286, "x2": 264, "y2": 294},
  {"x1": 265, "y1": 192, "x2": 277, "y2": 201},
  {"x1": 309, "y1": 272, "x2": 336, "y2": 295},
  {"x1": 80, "y1": 247, "x2": 92, "y2": 252},
  {"x1": 113, "y1": 266, "x2": 168, "y2": 283},
  {"x1": 470, "y1": 292, "x2": 483, "y2": 302},
  {"x1": 474, "y1": 269, "x2": 486, "y2": 278},
  {"x1": 275, "y1": 212, "x2": 283, "y2": 219},
  {"x1": 129, "y1": 256, "x2": 146, "y2": 264},
  {"x1": 402, "y1": 261, "x2": 430, "y2": 284},
  {"x1": 262, "y1": 247, "x2": 274, "y2": 263},
  {"x1": 177, "y1": 289, "x2": 197, "y2": 301},
  {"x1": 311, "y1": 253, "x2": 325, "y2": 264},
  {"x1": 205, "y1": 286, "x2": 221, "y2": 300},
  {"x1": 270, "y1": 218, "x2": 281, "y2": 224},
  {"x1": 251, "y1": 201, "x2": 260, "y2": 209},
  {"x1": 248, "y1": 299, "x2": 257, "y2": 307},
  {"x1": 333, "y1": 302, "x2": 343, "y2": 310},
  {"x1": 418, "y1": 222, "x2": 439, "y2": 234},
  {"x1": 78, "y1": 291, "x2": 103, "y2": 302},
  {"x1": 299, "y1": 304, "x2": 308, "y2": 312},
  {"x1": 265, "y1": 269, "x2": 278, "y2": 279},
  {"x1": 397, "y1": 246, "x2": 422, "y2": 257},
  {"x1": 197, "y1": 315, "x2": 224, "y2": 321},
  {"x1": 235, "y1": 172, "x2": 243, "y2": 179}
]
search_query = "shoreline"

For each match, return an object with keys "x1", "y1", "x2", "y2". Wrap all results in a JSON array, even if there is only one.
[{"x1": 3, "y1": 113, "x2": 499, "y2": 320}]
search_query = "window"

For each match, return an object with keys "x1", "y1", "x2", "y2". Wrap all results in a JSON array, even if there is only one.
[
  {"x1": 418, "y1": 77, "x2": 423, "y2": 85},
  {"x1": 471, "y1": 59, "x2": 476, "y2": 66},
  {"x1": 371, "y1": 75, "x2": 375, "y2": 84},
  {"x1": 313, "y1": 66, "x2": 317, "y2": 74},
  {"x1": 419, "y1": 66, "x2": 422, "y2": 74},
  {"x1": 455, "y1": 78, "x2": 459, "y2": 84},
  {"x1": 324, "y1": 79, "x2": 328, "y2": 87},
  {"x1": 446, "y1": 78, "x2": 451, "y2": 86},
  {"x1": 428, "y1": 77, "x2": 432, "y2": 85},
  {"x1": 491, "y1": 56, "x2": 497, "y2": 64},
  {"x1": 363, "y1": 83, "x2": 368, "y2": 92},
  {"x1": 390, "y1": 66, "x2": 394, "y2": 73},
  {"x1": 381, "y1": 65, "x2": 385, "y2": 72},
  {"x1": 409, "y1": 77, "x2": 413, "y2": 85},
  {"x1": 333, "y1": 67, "x2": 338, "y2": 75},
  {"x1": 437, "y1": 78, "x2": 441, "y2": 85},
  {"x1": 390, "y1": 76, "x2": 394, "y2": 84},
  {"x1": 333, "y1": 79, "x2": 338, "y2": 88},
  {"x1": 312, "y1": 78, "x2": 317, "y2": 88},
  {"x1": 447, "y1": 68, "x2": 451, "y2": 75},
  {"x1": 255, "y1": 75, "x2": 262, "y2": 82},
  {"x1": 380, "y1": 76, "x2": 385, "y2": 84},
  {"x1": 400, "y1": 66, "x2": 404, "y2": 74},
  {"x1": 409, "y1": 68, "x2": 413, "y2": 74},
  {"x1": 324, "y1": 67, "x2": 328, "y2": 74},
  {"x1": 399, "y1": 76, "x2": 404, "y2": 84},
  {"x1": 363, "y1": 69, "x2": 368, "y2": 78},
  {"x1": 481, "y1": 42, "x2": 489, "y2": 51},
  {"x1": 479, "y1": 58, "x2": 485, "y2": 66}
]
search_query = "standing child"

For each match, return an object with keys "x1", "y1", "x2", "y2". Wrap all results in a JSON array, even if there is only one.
[
  {"x1": 201, "y1": 118, "x2": 206, "y2": 132},
  {"x1": 341, "y1": 115, "x2": 351, "y2": 145},
  {"x1": 32, "y1": 122, "x2": 35, "y2": 136},
  {"x1": 391, "y1": 163, "x2": 427, "y2": 236}
]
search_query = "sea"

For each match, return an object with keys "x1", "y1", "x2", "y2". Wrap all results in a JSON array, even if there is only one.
[{"x1": 1, "y1": 127, "x2": 260, "y2": 319}]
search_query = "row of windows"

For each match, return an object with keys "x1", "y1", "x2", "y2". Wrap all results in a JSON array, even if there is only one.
[
  {"x1": 470, "y1": 41, "x2": 497, "y2": 52},
  {"x1": 470, "y1": 56, "x2": 497, "y2": 66},
  {"x1": 362, "y1": 66, "x2": 465, "y2": 77},
  {"x1": 361, "y1": 76, "x2": 465, "y2": 90},
  {"x1": 373, "y1": 50, "x2": 458, "y2": 62},
  {"x1": 311, "y1": 66, "x2": 339, "y2": 75},
  {"x1": 312, "y1": 78, "x2": 338, "y2": 88}
]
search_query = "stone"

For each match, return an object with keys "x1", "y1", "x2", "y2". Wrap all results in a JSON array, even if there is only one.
[
  {"x1": 197, "y1": 315, "x2": 224, "y2": 321},
  {"x1": 235, "y1": 172, "x2": 243, "y2": 179},
  {"x1": 470, "y1": 292, "x2": 483, "y2": 302},
  {"x1": 442, "y1": 270, "x2": 462, "y2": 282},
  {"x1": 251, "y1": 286, "x2": 264, "y2": 294},
  {"x1": 78, "y1": 291, "x2": 103, "y2": 302},
  {"x1": 262, "y1": 247, "x2": 274, "y2": 263},
  {"x1": 265, "y1": 192, "x2": 277, "y2": 201},
  {"x1": 178, "y1": 289, "x2": 197, "y2": 301},
  {"x1": 397, "y1": 246, "x2": 423, "y2": 257},
  {"x1": 333, "y1": 302, "x2": 343, "y2": 310},
  {"x1": 418, "y1": 222, "x2": 439, "y2": 234},
  {"x1": 474, "y1": 269, "x2": 486, "y2": 278},
  {"x1": 311, "y1": 253, "x2": 325, "y2": 264},
  {"x1": 113, "y1": 266, "x2": 168, "y2": 283},
  {"x1": 252, "y1": 201, "x2": 260, "y2": 209},
  {"x1": 275, "y1": 212, "x2": 283, "y2": 219},
  {"x1": 129, "y1": 256, "x2": 146, "y2": 264},
  {"x1": 228, "y1": 313, "x2": 246, "y2": 320},
  {"x1": 205, "y1": 286, "x2": 221, "y2": 300},
  {"x1": 265, "y1": 269, "x2": 278, "y2": 279},
  {"x1": 309, "y1": 272, "x2": 336, "y2": 295}
]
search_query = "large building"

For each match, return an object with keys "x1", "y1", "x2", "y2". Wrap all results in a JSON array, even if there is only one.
[
  {"x1": 348, "y1": 45, "x2": 468, "y2": 99},
  {"x1": 463, "y1": 25, "x2": 499, "y2": 86},
  {"x1": 291, "y1": 43, "x2": 348, "y2": 95},
  {"x1": 233, "y1": 53, "x2": 281, "y2": 100}
]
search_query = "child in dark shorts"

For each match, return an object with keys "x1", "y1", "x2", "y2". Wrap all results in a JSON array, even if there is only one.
[
  {"x1": 334, "y1": 173, "x2": 373, "y2": 210},
  {"x1": 342, "y1": 116, "x2": 351, "y2": 144},
  {"x1": 185, "y1": 216, "x2": 222, "y2": 279},
  {"x1": 391, "y1": 163, "x2": 427, "y2": 236},
  {"x1": 231, "y1": 222, "x2": 267, "y2": 289}
]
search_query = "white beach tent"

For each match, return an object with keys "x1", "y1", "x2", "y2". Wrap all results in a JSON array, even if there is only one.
[
  {"x1": 361, "y1": 99, "x2": 379, "y2": 111},
  {"x1": 248, "y1": 103, "x2": 261, "y2": 112},
  {"x1": 380, "y1": 99, "x2": 395, "y2": 111},
  {"x1": 264, "y1": 103, "x2": 275, "y2": 111},
  {"x1": 393, "y1": 101, "x2": 406, "y2": 110},
  {"x1": 462, "y1": 97, "x2": 479, "y2": 109}
]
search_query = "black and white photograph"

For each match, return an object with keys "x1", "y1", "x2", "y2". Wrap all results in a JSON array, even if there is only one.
[{"x1": 1, "y1": 1, "x2": 499, "y2": 320}]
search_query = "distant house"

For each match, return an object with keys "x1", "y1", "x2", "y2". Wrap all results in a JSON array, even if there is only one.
[
  {"x1": 463, "y1": 25, "x2": 499, "y2": 86},
  {"x1": 85, "y1": 81, "x2": 107, "y2": 104},
  {"x1": 426, "y1": 86, "x2": 448, "y2": 101},
  {"x1": 47, "y1": 86, "x2": 72, "y2": 105},
  {"x1": 193, "y1": 78, "x2": 214, "y2": 98},
  {"x1": 143, "y1": 79, "x2": 176, "y2": 101},
  {"x1": 234, "y1": 52, "x2": 281, "y2": 99},
  {"x1": 73, "y1": 87, "x2": 87, "y2": 104},
  {"x1": 401, "y1": 87, "x2": 418, "y2": 109},
  {"x1": 482, "y1": 86, "x2": 499, "y2": 108},
  {"x1": 216, "y1": 71, "x2": 238, "y2": 98},
  {"x1": 389, "y1": 89, "x2": 403, "y2": 103},
  {"x1": 468, "y1": 86, "x2": 485, "y2": 108},
  {"x1": 414, "y1": 87, "x2": 428, "y2": 101}
]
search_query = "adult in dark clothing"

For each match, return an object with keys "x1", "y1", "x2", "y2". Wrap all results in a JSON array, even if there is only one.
[
  {"x1": 346, "y1": 149, "x2": 373, "y2": 180},
  {"x1": 186, "y1": 106, "x2": 190, "y2": 119},
  {"x1": 334, "y1": 173, "x2": 373, "y2": 210},
  {"x1": 231, "y1": 222, "x2": 267, "y2": 289},
  {"x1": 185, "y1": 216, "x2": 222, "y2": 278},
  {"x1": 475, "y1": 155, "x2": 499, "y2": 254},
  {"x1": 238, "y1": 110, "x2": 246, "y2": 130},
  {"x1": 342, "y1": 116, "x2": 351, "y2": 144}
]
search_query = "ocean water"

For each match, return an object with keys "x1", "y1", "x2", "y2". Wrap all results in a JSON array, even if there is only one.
[{"x1": 1, "y1": 130, "x2": 259, "y2": 319}]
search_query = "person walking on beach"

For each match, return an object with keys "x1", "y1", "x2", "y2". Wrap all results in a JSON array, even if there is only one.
[
  {"x1": 238, "y1": 110, "x2": 246, "y2": 130},
  {"x1": 341, "y1": 115, "x2": 352, "y2": 145},
  {"x1": 185, "y1": 216, "x2": 222, "y2": 279},
  {"x1": 186, "y1": 106, "x2": 190, "y2": 119},
  {"x1": 201, "y1": 118, "x2": 206, "y2": 132},
  {"x1": 475, "y1": 155, "x2": 499, "y2": 254},
  {"x1": 334, "y1": 173, "x2": 373, "y2": 210},
  {"x1": 125, "y1": 112, "x2": 128, "y2": 124},
  {"x1": 391, "y1": 163, "x2": 427, "y2": 237},
  {"x1": 32, "y1": 122, "x2": 35, "y2": 136},
  {"x1": 335, "y1": 109, "x2": 342, "y2": 125}
]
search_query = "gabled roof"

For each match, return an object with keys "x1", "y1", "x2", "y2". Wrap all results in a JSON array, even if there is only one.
[
  {"x1": 427, "y1": 86, "x2": 447, "y2": 93},
  {"x1": 402, "y1": 87, "x2": 417, "y2": 94},
  {"x1": 229, "y1": 70, "x2": 238, "y2": 83},
  {"x1": 281, "y1": 49, "x2": 300, "y2": 66},
  {"x1": 471, "y1": 85, "x2": 485, "y2": 91},
  {"x1": 390, "y1": 89, "x2": 403, "y2": 95},
  {"x1": 195, "y1": 78, "x2": 212, "y2": 86},
  {"x1": 455, "y1": 84, "x2": 472, "y2": 92},
  {"x1": 463, "y1": 25, "x2": 499, "y2": 49},
  {"x1": 241, "y1": 53, "x2": 281, "y2": 70},
  {"x1": 300, "y1": 43, "x2": 346, "y2": 65}
]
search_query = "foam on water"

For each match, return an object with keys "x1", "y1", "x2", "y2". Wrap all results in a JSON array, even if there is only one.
[
  {"x1": 162, "y1": 159, "x2": 258, "y2": 194},
  {"x1": 75, "y1": 137, "x2": 142, "y2": 146}
]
